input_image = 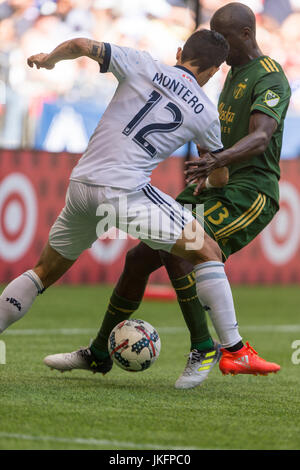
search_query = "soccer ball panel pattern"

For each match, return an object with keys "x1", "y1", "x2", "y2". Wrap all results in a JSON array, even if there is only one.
[{"x1": 108, "y1": 319, "x2": 161, "y2": 372}]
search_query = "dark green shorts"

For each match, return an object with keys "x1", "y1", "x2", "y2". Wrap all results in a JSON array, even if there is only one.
[{"x1": 176, "y1": 184, "x2": 278, "y2": 260}]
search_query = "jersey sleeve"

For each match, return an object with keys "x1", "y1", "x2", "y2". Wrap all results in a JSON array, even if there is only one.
[
  {"x1": 250, "y1": 72, "x2": 291, "y2": 124},
  {"x1": 100, "y1": 43, "x2": 152, "y2": 82},
  {"x1": 194, "y1": 117, "x2": 223, "y2": 153}
]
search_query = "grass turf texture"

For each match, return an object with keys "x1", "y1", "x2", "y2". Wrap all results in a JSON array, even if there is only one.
[{"x1": 0, "y1": 284, "x2": 300, "y2": 450}]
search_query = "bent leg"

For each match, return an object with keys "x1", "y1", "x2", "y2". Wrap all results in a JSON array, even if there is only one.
[
  {"x1": 34, "y1": 242, "x2": 76, "y2": 289},
  {"x1": 159, "y1": 250, "x2": 213, "y2": 349},
  {"x1": 115, "y1": 242, "x2": 163, "y2": 301},
  {"x1": 171, "y1": 219, "x2": 242, "y2": 348},
  {"x1": 91, "y1": 242, "x2": 163, "y2": 354}
]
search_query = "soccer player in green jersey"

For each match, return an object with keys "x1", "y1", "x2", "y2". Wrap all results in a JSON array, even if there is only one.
[{"x1": 43, "y1": 3, "x2": 290, "y2": 387}]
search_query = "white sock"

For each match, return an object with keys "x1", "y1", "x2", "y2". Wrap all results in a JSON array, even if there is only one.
[
  {"x1": 194, "y1": 261, "x2": 242, "y2": 348},
  {"x1": 0, "y1": 270, "x2": 44, "y2": 333}
]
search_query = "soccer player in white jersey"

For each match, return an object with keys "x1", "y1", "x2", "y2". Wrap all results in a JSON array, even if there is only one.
[{"x1": 0, "y1": 30, "x2": 280, "y2": 380}]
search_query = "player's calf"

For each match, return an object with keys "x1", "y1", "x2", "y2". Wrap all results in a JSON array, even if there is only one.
[
  {"x1": 34, "y1": 242, "x2": 75, "y2": 288},
  {"x1": 170, "y1": 220, "x2": 281, "y2": 376},
  {"x1": 0, "y1": 270, "x2": 44, "y2": 333},
  {"x1": 115, "y1": 243, "x2": 163, "y2": 300},
  {"x1": 171, "y1": 219, "x2": 242, "y2": 349},
  {"x1": 0, "y1": 242, "x2": 74, "y2": 334}
]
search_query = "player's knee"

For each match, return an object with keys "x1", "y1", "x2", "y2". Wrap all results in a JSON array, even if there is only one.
[
  {"x1": 123, "y1": 246, "x2": 146, "y2": 277},
  {"x1": 209, "y1": 239, "x2": 223, "y2": 261},
  {"x1": 160, "y1": 250, "x2": 194, "y2": 279},
  {"x1": 124, "y1": 244, "x2": 161, "y2": 278},
  {"x1": 190, "y1": 238, "x2": 222, "y2": 265}
]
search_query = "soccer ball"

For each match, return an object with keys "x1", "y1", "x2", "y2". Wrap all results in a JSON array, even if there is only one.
[{"x1": 108, "y1": 319, "x2": 161, "y2": 372}]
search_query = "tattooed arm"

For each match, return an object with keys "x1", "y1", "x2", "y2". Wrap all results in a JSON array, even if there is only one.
[{"x1": 27, "y1": 38, "x2": 106, "y2": 70}]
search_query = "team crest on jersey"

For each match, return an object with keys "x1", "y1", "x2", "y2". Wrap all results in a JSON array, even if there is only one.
[
  {"x1": 264, "y1": 90, "x2": 280, "y2": 107},
  {"x1": 233, "y1": 82, "x2": 247, "y2": 99}
]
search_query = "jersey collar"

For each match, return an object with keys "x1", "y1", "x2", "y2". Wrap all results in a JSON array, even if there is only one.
[{"x1": 174, "y1": 65, "x2": 197, "y2": 82}]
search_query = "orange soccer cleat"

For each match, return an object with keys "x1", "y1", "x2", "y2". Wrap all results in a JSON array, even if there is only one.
[{"x1": 219, "y1": 341, "x2": 280, "y2": 376}]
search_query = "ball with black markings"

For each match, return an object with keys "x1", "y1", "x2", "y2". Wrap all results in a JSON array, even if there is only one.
[{"x1": 108, "y1": 319, "x2": 161, "y2": 372}]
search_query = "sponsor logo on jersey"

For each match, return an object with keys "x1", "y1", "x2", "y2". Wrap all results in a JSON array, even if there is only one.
[
  {"x1": 264, "y1": 90, "x2": 280, "y2": 107},
  {"x1": 218, "y1": 102, "x2": 235, "y2": 124},
  {"x1": 233, "y1": 82, "x2": 247, "y2": 99}
]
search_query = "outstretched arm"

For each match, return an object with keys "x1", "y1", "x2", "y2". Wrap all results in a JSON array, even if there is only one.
[
  {"x1": 185, "y1": 112, "x2": 277, "y2": 195},
  {"x1": 27, "y1": 38, "x2": 106, "y2": 70}
]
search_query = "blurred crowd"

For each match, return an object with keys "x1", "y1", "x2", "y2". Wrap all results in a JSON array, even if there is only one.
[{"x1": 0, "y1": 0, "x2": 300, "y2": 150}]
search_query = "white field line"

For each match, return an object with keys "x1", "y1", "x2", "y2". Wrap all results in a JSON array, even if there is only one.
[
  {"x1": 3, "y1": 325, "x2": 300, "y2": 336},
  {"x1": 240, "y1": 325, "x2": 300, "y2": 333},
  {"x1": 0, "y1": 432, "x2": 202, "y2": 450},
  {"x1": 4, "y1": 328, "x2": 97, "y2": 336}
]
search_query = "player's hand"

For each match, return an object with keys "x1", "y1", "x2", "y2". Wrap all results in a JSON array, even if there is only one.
[
  {"x1": 182, "y1": 146, "x2": 208, "y2": 195},
  {"x1": 187, "y1": 173, "x2": 207, "y2": 196},
  {"x1": 184, "y1": 151, "x2": 220, "y2": 195},
  {"x1": 27, "y1": 53, "x2": 56, "y2": 70}
]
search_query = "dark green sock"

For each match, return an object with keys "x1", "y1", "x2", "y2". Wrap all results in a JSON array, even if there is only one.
[
  {"x1": 170, "y1": 272, "x2": 214, "y2": 351},
  {"x1": 91, "y1": 291, "x2": 141, "y2": 359}
]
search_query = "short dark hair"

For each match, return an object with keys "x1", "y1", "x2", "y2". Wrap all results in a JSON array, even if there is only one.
[{"x1": 181, "y1": 29, "x2": 229, "y2": 72}]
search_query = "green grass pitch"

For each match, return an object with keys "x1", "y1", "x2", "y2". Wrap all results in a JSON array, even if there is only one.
[{"x1": 0, "y1": 284, "x2": 300, "y2": 450}]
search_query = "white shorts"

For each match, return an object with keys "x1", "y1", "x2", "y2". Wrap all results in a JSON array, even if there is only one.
[{"x1": 49, "y1": 181, "x2": 195, "y2": 260}]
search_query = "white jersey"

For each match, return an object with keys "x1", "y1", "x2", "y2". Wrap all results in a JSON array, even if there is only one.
[{"x1": 70, "y1": 43, "x2": 223, "y2": 190}]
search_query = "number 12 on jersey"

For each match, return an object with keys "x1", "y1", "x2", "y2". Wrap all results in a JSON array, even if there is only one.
[{"x1": 122, "y1": 90, "x2": 183, "y2": 158}]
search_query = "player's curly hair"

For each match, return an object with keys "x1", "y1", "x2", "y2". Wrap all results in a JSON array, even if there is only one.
[{"x1": 182, "y1": 29, "x2": 229, "y2": 72}]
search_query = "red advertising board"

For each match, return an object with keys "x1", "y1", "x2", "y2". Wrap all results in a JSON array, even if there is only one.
[
  {"x1": 1, "y1": 149, "x2": 300, "y2": 285},
  {"x1": 225, "y1": 159, "x2": 300, "y2": 284},
  {"x1": 0, "y1": 150, "x2": 183, "y2": 285}
]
